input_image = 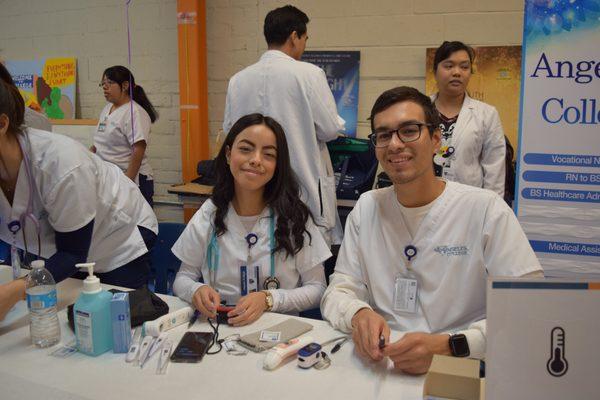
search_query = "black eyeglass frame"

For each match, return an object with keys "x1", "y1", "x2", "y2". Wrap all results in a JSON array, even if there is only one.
[{"x1": 368, "y1": 122, "x2": 436, "y2": 148}]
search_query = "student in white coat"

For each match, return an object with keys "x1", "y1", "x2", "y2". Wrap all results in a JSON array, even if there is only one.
[
  {"x1": 321, "y1": 87, "x2": 542, "y2": 375},
  {"x1": 223, "y1": 5, "x2": 345, "y2": 246},
  {"x1": 430, "y1": 41, "x2": 506, "y2": 197},
  {"x1": 92, "y1": 66, "x2": 157, "y2": 207},
  {"x1": 173, "y1": 114, "x2": 330, "y2": 327},
  {"x1": 0, "y1": 81, "x2": 157, "y2": 321}
]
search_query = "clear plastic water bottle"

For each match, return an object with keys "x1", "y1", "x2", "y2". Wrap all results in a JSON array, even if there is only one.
[{"x1": 26, "y1": 260, "x2": 60, "y2": 348}]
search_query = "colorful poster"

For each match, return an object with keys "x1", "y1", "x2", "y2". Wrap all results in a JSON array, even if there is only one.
[
  {"x1": 516, "y1": 0, "x2": 600, "y2": 277},
  {"x1": 5, "y1": 58, "x2": 76, "y2": 119},
  {"x1": 425, "y1": 46, "x2": 522, "y2": 152},
  {"x1": 301, "y1": 51, "x2": 360, "y2": 137}
]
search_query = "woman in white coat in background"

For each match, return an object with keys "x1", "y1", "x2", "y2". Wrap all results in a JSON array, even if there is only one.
[
  {"x1": 92, "y1": 66, "x2": 157, "y2": 207},
  {"x1": 172, "y1": 113, "x2": 330, "y2": 327},
  {"x1": 0, "y1": 81, "x2": 157, "y2": 321},
  {"x1": 431, "y1": 41, "x2": 506, "y2": 197}
]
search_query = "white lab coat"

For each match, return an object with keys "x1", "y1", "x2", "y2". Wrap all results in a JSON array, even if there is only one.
[
  {"x1": 321, "y1": 181, "x2": 541, "y2": 335},
  {"x1": 431, "y1": 93, "x2": 506, "y2": 196},
  {"x1": 171, "y1": 199, "x2": 331, "y2": 312},
  {"x1": 223, "y1": 50, "x2": 345, "y2": 245},
  {"x1": 0, "y1": 128, "x2": 158, "y2": 273},
  {"x1": 94, "y1": 101, "x2": 153, "y2": 182}
]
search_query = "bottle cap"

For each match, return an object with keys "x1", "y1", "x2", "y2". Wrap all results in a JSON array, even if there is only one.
[
  {"x1": 75, "y1": 263, "x2": 101, "y2": 294},
  {"x1": 30, "y1": 260, "x2": 45, "y2": 269}
]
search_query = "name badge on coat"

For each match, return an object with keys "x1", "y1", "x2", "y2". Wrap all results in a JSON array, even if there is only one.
[{"x1": 393, "y1": 275, "x2": 418, "y2": 314}]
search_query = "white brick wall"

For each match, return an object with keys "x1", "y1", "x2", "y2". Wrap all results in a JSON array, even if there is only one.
[
  {"x1": 1, "y1": 0, "x2": 525, "y2": 222},
  {"x1": 0, "y1": 0, "x2": 182, "y2": 221}
]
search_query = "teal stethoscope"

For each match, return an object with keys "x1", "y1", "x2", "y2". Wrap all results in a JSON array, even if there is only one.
[{"x1": 206, "y1": 209, "x2": 279, "y2": 290}]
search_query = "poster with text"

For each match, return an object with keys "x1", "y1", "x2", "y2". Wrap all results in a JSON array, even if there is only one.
[
  {"x1": 301, "y1": 51, "x2": 360, "y2": 136},
  {"x1": 5, "y1": 58, "x2": 76, "y2": 119},
  {"x1": 516, "y1": 0, "x2": 600, "y2": 277}
]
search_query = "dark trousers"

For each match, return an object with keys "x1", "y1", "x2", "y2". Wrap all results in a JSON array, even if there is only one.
[
  {"x1": 139, "y1": 174, "x2": 154, "y2": 208},
  {"x1": 73, "y1": 226, "x2": 156, "y2": 289}
]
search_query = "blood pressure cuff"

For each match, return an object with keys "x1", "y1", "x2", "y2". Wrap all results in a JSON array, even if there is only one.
[{"x1": 67, "y1": 286, "x2": 169, "y2": 332}]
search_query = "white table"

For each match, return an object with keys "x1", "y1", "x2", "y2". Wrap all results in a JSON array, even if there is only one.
[{"x1": 0, "y1": 279, "x2": 424, "y2": 400}]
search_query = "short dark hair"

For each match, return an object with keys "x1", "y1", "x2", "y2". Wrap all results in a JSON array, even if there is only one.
[
  {"x1": 433, "y1": 41, "x2": 475, "y2": 73},
  {"x1": 263, "y1": 5, "x2": 309, "y2": 46},
  {"x1": 369, "y1": 86, "x2": 440, "y2": 134}
]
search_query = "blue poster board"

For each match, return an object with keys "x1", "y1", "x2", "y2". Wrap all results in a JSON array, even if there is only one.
[{"x1": 301, "y1": 51, "x2": 360, "y2": 137}]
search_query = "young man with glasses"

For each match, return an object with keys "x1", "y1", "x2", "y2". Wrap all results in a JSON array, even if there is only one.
[{"x1": 321, "y1": 86, "x2": 542, "y2": 375}]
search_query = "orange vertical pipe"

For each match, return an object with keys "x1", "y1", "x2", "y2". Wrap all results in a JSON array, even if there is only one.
[{"x1": 177, "y1": 0, "x2": 209, "y2": 221}]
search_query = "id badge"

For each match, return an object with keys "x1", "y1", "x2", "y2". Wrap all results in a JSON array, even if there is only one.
[
  {"x1": 441, "y1": 157, "x2": 455, "y2": 181},
  {"x1": 442, "y1": 166, "x2": 455, "y2": 181},
  {"x1": 97, "y1": 122, "x2": 106, "y2": 133},
  {"x1": 240, "y1": 265, "x2": 260, "y2": 296},
  {"x1": 11, "y1": 245, "x2": 21, "y2": 279},
  {"x1": 393, "y1": 275, "x2": 418, "y2": 314}
]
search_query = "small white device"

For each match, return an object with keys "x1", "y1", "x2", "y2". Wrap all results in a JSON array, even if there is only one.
[
  {"x1": 125, "y1": 327, "x2": 142, "y2": 363},
  {"x1": 143, "y1": 306, "x2": 194, "y2": 337},
  {"x1": 137, "y1": 335, "x2": 155, "y2": 368},
  {"x1": 263, "y1": 335, "x2": 314, "y2": 371},
  {"x1": 147, "y1": 331, "x2": 169, "y2": 360},
  {"x1": 156, "y1": 340, "x2": 173, "y2": 375},
  {"x1": 297, "y1": 342, "x2": 322, "y2": 369}
]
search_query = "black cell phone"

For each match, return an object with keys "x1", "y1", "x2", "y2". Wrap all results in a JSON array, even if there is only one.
[{"x1": 170, "y1": 332, "x2": 214, "y2": 363}]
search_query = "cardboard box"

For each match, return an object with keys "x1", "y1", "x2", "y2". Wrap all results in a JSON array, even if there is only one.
[{"x1": 423, "y1": 355, "x2": 484, "y2": 400}]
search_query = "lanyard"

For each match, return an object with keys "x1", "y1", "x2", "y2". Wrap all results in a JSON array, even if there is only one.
[
  {"x1": 4, "y1": 136, "x2": 41, "y2": 277},
  {"x1": 206, "y1": 209, "x2": 275, "y2": 287}
]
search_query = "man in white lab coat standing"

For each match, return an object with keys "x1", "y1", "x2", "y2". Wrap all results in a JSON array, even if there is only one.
[{"x1": 223, "y1": 5, "x2": 345, "y2": 246}]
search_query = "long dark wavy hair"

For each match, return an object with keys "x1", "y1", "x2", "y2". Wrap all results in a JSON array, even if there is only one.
[
  {"x1": 212, "y1": 113, "x2": 312, "y2": 258},
  {"x1": 102, "y1": 65, "x2": 158, "y2": 123}
]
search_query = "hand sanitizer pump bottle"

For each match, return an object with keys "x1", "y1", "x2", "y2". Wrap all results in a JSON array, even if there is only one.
[{"x1": 73, "y1": 263, "x2": 113, "y2": 356}]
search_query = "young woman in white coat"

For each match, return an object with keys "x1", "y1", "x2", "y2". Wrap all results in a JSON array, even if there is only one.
[
  {"x1": 431, "y1": 41, "x2": 506, "y2": 197},
  {"x1": 172, "y1": 113, "x2": 330, "y2": 327},
  {"x1": 91, "y1": 66, "x2": 157, "y2": 206},
  {"x1": 0, "y1": 81, "x2": 157, "y2": 321}
]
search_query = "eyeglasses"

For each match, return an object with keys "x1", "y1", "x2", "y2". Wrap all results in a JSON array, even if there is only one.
[
  {"x1": 368, "y1": 123, "x2": 434, "y2": 148},
  {"x1": 98, "y1": 79, "x2": 116, "y2": 88}
]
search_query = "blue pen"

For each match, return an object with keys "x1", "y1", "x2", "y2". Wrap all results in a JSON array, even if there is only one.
[{"x1": 188, "y1": 309, "x2": 200, "y2": 328}]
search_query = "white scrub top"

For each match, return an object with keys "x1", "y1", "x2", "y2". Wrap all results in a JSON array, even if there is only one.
[
  {"x1": 94, "y1": 101, "x2": 153, "y2": 181},
  {"x1": 171, "y1": 199, "x2": 331, "y2": 307},
  {"x1": 322, "y1": 181, "x2": 541, "y2": 333},
  {"x1": 223, "y1": 50, "x2": 345, "y2": 245},
  {"x1": 0, "y1": 128, "x2": 158, "y2": 273},
  {"x1": 431, "y1": 93, "x2": 506, "y2": 196}
]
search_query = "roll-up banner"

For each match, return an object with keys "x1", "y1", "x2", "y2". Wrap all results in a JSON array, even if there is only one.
[{"x1": 516, "y1": 0, "x2": 600, "y2": 277}]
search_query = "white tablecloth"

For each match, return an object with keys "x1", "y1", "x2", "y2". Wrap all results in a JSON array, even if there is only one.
[{"x1": 0, "y1": 279, "x2": 424, "y2": 400}]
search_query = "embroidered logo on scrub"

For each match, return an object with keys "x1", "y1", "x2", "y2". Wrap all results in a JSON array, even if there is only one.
[{"x1": 434, "y1": 245, "x2": 469, "y2": 256}]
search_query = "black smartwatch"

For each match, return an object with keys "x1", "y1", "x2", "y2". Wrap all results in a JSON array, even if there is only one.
[{"x1": 449, "y1": 333, "x2": 470, "y2": 357}]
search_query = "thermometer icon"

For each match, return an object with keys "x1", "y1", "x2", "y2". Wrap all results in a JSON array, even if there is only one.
[{"x1": 546, "y1": 327, "x2": 568, "y2": 377}]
